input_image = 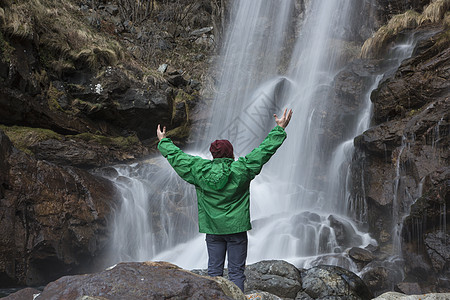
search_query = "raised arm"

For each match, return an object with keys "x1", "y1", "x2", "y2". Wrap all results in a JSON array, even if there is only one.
[
  {"x1": 157, "y1": 124, "x2": 202, "y2": 185},
  {"x1": 240, "y1": 109, "x2": 293, "y2": 178}
]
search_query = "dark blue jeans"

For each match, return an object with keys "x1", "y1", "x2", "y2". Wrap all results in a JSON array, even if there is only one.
[{"x1": 205, "y1": 231, "x2": 248, "y2": 292}]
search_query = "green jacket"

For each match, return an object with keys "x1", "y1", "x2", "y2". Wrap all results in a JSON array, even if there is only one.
[{"x1": 158, "y1": 125, "x2": 287, "y2": 234}]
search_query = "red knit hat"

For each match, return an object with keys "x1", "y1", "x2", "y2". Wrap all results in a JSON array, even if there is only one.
[{"x1": 210, "y1": 140, "x2": 234, "y2": 159}]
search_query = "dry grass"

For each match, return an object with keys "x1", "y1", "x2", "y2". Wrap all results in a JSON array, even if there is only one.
[
  {"x1": 419, "y1": 0, "x2": 450, "y2": 24},
  {"x1": 1, "y1": 0, "x2": 124, "y2": 70},
  {"x1": 360, "y1": 0, "x2": 449, "y2": 59}
]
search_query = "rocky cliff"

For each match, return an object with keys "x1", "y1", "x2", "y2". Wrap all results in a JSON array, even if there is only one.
[
  {"x1": 351, "y1": 0, "x2": 449, "y2": 294},
  {"x1": 0, "y1": 130, "x2": 117, "y2": 286},
  {"x1": 0, "y1": 0, "x2": 448, "y2": 296},
  {"x1": 0, "y1": 0, "x2": 219, "y2": 165}
]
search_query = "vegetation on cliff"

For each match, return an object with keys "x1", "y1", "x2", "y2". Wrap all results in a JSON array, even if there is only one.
[{"x1": 361, "y1": 0, "x2": 449, "y2": 58}]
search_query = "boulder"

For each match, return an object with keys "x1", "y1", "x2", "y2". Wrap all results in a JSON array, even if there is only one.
[
  {"x1": 245, "y1": 260, "x2": 302, "y2": 299},
  {"x1": 360, "y1": 262, "x2": 404, "y2": 296},
  {"x1": 301, "y1": 265, "x2": 373, "y2": 299},
  {"x1": 35, "y1": 261, "x2": 240, "y2": 300},
  {"x1": 0, "y1": 130, "x2": 117, "y2": 286},
  {"x1": 349, "y1": 247, "x2": 376, "y2": 270}
]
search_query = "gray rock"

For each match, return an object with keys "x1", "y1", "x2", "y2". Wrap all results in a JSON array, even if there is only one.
[
  {"x1": 360, "y1": 261, "x2": 404, "y2": 296},
  {"x1": 302, "y1": 265, "x2": 373, "y2": 300},
  {"x1": 348, "y1": 247, "x2": 375, "y2": 262},
  {"x1": 158, "y1": 63, "x2": 168, "y2": 73},
  {"x1": 394, "y1": 282, "x2": 422, "y2": 295},
  {"x1": 372, "y1": 292, "x2": 450, "y2": 300},
  {"x1": 245, "y1": 260, "x2": 302, "y2": 299}
]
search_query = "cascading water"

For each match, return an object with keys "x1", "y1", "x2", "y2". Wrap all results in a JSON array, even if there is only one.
[{"x1": 105, "y1": 0, "x2": 429, "y2": 275}]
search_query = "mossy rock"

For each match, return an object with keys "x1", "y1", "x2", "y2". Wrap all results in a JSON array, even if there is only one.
[
  {"x1": 69, "y1": 132, "x2": 141, "y2": 150},
  {"x1": 0, "y1": 125, "x2": 62, "y2": 155},
  {"x1": 47, "y1": 82, "x2": 66, "y2": 112}
]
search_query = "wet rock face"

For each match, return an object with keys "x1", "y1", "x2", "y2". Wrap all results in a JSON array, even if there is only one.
[
  {"x1": 68, "y1": 65, "x2": 173, "y2": 140},
  {"x1": 0, "y1": 130, "x2": 117, "y2": 286},
  {"x1": 402, "y1": 169, "x2": 450, "y2": 286},
  {"x1": 353, "y1": 20, "x2": 449, "y2": 225},
  {"x1": 36, "y1": 262, "x2": 235, "y2": 300},
  {"x1": 351, "y1": 14, "x2": 449, "y2": 293},
  {"x1": 371, "y1": 27, "x2": 449, "y2": 125},
  {"x1": 321, "y1": 60, "x2": 379, "y2": 152}
]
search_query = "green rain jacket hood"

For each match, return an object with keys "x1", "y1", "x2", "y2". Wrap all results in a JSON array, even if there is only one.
[
  {"x1": 200, "y1": 158, "x2": 232, "y2": 190},
  {"x1": 158, "y1": 125, "x2": 287, "y2": 234}
]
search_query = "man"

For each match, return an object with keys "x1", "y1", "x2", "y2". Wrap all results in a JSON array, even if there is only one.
[{"x1": 157, "y1": 108, "x2": 292, "y2": 291}]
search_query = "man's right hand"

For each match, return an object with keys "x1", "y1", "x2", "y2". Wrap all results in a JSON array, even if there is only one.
[
  {"x1": 157, "y1": 124, "x2": 166, "y2": 141},
  {"x1": 274, "y1": 108, "x2": 293, "y2": 129}
]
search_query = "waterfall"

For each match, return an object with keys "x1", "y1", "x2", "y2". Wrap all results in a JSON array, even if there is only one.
[
  {"x1": 106, "y1": 0, "x2": 376, "y2": 271},
  {"x1": 105, "y1": 0, "x2": 426, "y2": 273}
]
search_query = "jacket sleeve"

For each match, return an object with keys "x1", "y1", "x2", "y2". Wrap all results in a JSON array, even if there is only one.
[
  {"x1": 158, "y1": 138, "x2": 203, "y2": 185},
  {"x1": 240, "y1": 125, "x2": 287, "y2": 179}
]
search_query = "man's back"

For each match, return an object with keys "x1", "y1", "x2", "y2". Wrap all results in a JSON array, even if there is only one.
[{"x1": 158, "y1": 125, "x2": 288, "y2": 235}]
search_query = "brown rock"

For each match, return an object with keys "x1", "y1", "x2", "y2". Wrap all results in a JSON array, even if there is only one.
[
  {"x1": 37, "y1": 261, "x2": 236, "y2": 300},
  {"x1": 349, "y1": 247, "x2": 375, "y2": 263},
  {"x1": 0, "y1": 130, "x2": 118, "y2": 286}
]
